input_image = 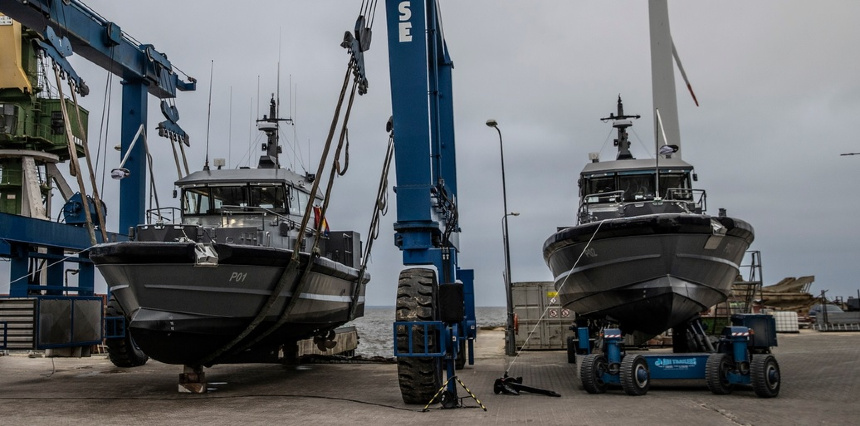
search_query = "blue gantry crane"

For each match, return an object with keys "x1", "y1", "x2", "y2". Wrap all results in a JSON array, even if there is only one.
[
  {"x1": 0, "y1": 0, "x2": 194, "y2": 353},
  {"x1": 0, "y1": 0, "x2": 195, "y2": 232},
  {"x1": 384, "y1": 0, "x2": 479, "y2": 408}
]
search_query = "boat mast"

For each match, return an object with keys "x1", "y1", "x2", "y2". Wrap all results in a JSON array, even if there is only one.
[
  {"x1": 649, "y1": 0, "x2": 682, "y2": 159},
  {"x1": 257, "y1": 96, "x2": 281, "y2": 169},
  {"x1": 600, "y1": 96, "x2": 640, "y2": 161}
]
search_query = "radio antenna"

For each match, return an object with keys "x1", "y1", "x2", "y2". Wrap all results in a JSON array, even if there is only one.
[{"x1": 204, "y1": 60, "x2": 214, "y2": 171}]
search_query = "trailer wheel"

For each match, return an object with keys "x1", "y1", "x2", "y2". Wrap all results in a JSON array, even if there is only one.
[
  {"x1": 105, "y1": 297, "x2": 149, "y2": 367},
  {"x1": 396, "y1": 268, "x2": 443, "y2": 404},
  {"x1": 620, "y1": 354, "x2": 650, "y2": 396},
  {"x1": 580, "y1": 354, "x2": 609, "y2": 394},
  {"x1": 706, "y1": 353, "x2": 734, "y2": 394},
  {"x1": 751, "y1": 355, "x2": 780, "y2": 398}
]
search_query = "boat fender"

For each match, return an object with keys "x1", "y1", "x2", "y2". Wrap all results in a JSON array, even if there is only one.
[{"x1": 513, "y1": 313, "x2": 519, "y2": 334}]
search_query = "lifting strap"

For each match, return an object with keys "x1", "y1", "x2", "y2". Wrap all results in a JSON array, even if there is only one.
[
  {"x1": 200, "y1": 58, "x2": 363, "y2": 366},
  {"x1": 168, "y1": 135, "x2": 189, "y2": 180},
  {"x1": 224, "y1": 63, "x2": 363, "y2": 358},
  {"x1": 199, "y1": 5, "x2": 377, "y2": 365},
  {"x1": 348, "y1": 132, "x2": 394, "y2": 320},
  {"x1": 53, "y1": 65, "x2": 99, "y2": 245},
  {"x1": 68, "y1": 77, "x2": 109, "y2": 242}
]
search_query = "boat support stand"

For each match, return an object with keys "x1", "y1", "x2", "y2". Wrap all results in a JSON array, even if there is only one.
[{"x1": 178, "y1": 365, "x2": 206, "y2": 394}]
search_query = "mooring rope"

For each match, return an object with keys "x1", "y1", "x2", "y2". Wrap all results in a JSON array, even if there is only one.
[{"x1": 504, "y1": 219, "x2": 606, "y2": 375}]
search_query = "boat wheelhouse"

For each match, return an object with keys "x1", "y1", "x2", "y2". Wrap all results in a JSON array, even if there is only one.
[{"x1": 577, "y1": 156, "x2": 705, "y2": 224}]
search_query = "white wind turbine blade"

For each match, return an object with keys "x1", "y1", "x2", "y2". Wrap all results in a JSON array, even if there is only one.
[{"x1": 672, "y1": 40, "x2": 699, "y2": 107}]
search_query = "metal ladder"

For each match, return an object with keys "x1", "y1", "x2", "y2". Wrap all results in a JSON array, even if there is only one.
[{"x1": 718, "y1": 251, "x2": 764, "y2": 317}]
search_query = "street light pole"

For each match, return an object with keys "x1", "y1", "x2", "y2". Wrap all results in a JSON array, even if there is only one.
[
  {"x1": 486, "y1": 119, "x2": 518, "y2": 356},
  {"x1": 500, "y1": 211, "x2": 519, "y2": 355}
]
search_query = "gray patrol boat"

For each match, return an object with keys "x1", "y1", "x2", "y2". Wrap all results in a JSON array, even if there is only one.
[
  {"x1": 91, "y1": 99, "x2": 368, "y2": 366},
  {"x1": 543, "y1": 2, "x2": 754, "y2": 339},
  {"x1": 542, "y1": 97, "x2": 753, "y2": 336}
]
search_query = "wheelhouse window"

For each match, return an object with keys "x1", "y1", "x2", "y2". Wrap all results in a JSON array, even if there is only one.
[
  {"x1": 183, "y1": 184, "x2": 326, "y2": 216},
  {"x1": 289, "y1": 188, "x2": 311, "y2": 216},
  {"x1": 182, "y1": 187, "x2": 211, "y2": 215},
  {"x1": 618, "y1": 174, "x2": 654, "y2": 201},
  {"x1": 585, "y1": 175, "x2": 616, "y2": 196},
  {"x1": 582, "y1": 170, "x2": 693, "y2": 203},
  {"x1": 659, "y1": 173, "x2": 692, "y2": 200},
  {"x1": 211, "y1": 186, "x2": 248, "y2": 210},
  {"x1": 250, "y1": 185, "x2": 287, "y2": 212},
  {"x1": 182, "y1": 185, "x2": 249, "y2": 215}
]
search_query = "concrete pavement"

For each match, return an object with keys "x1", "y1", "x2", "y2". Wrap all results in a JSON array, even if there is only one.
[{"x1": 1, "y1": 329, "x2": 858, "y2": 425}]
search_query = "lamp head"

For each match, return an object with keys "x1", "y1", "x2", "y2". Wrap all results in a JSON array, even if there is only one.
[
  {"x1": 658, "y1": 144, "x2": 679, "y2": 156},
  {"x1": 111, "y1": 168, "x2": 130, "y2": 180},
  {"x1": 485, "y1": 119, "x2": 498, "y2": 128}
]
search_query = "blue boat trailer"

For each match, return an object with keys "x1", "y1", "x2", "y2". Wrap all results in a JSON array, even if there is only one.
[{"x1": 574, "y1": 314, "x2": 781, "y2": 398}]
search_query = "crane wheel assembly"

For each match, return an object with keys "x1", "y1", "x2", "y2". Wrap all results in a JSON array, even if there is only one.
[{"x1": 395, "y1": 268, "x2": 443, "y2": 404}]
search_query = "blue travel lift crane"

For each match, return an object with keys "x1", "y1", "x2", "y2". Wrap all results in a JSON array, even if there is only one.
[
  {"x1": 0, "y1": 0, "x2": 194, "y2": 353},
  {"x1": 384, "y1": 0, "x2": 481, "y2": 409}
]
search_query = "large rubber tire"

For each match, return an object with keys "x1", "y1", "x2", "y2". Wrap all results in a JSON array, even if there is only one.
[
  {"x1": 105, "y1": 297, "x2": 149, "y2": 367},
  {"x1": 751, "y1": 354, "x2": 780, "y2": 398},
  {"x1": 396, "y1": 268, "x2": 443, "y2": 404},
  {"x1": 580, "y1": 354, "x2": 609, "y2": 394},
  {"x1": 620, "y1": 354, "x2": 650, "y2": 396},
  {"x1": 706, "y1": 353, "x2": 734, "y2": 395}
]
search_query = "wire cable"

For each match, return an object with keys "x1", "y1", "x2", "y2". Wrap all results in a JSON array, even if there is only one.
[
  {"x1": 504, "y1": 220, "x2": 606, "y2": 375},
  {"x1": 7, "y1": 246, "x2": 96, "y2": 286}
]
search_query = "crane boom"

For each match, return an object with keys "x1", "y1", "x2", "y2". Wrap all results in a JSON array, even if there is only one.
[
  {"x1": 385, "y1": 0, "x2": 461, "y2": 270},
  {"x1": 0, "y1": 0, "x2": 196, "y2": 231},
  {"x1": 385, "y1": 0, "x2": 477, "y2": 406},
  {"x1": 0, "y1": 0, "x2": 195, "y2": 98}
]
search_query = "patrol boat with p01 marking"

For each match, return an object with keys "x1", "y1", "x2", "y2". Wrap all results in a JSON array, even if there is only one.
[
  {"x1": 90, "y1": 99, "x2": 369, "y2": 366},
  {"x1": 542, "y1": 97, "x2": 754, "y2": 336}
]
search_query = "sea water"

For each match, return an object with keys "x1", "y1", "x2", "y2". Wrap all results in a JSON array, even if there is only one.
[{"x1": 344, "y1": 306, "x2": 506, "y2": 358}]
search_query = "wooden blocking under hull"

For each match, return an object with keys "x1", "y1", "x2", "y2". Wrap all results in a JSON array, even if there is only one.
[{"x1": 178, "y1": 365, "x2": 206, "y2": 394}]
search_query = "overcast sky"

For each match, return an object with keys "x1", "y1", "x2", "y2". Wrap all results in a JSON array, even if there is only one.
[{"x1": 4, "y1": 1, "x2": 860, "y2": 307}]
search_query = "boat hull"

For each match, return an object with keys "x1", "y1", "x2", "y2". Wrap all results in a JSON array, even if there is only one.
[
  {"x1": 543, "y1": 214, "x2": 753, "y2": 335},
  {"x1": 91, "y1": 241, "x2": 368, "y2": 365}
]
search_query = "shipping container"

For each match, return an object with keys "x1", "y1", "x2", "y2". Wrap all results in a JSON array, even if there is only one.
[{"x1": 512, "y1": 281, "x2": 574, "y2": 350}]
